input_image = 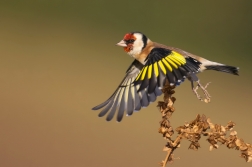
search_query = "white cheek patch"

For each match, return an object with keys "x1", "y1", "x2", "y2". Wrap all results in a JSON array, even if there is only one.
[{"x1": 127, "y1": 33, "x2": 144, "y2": 58}]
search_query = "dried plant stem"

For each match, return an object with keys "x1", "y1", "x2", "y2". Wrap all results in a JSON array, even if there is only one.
[
  {"x1": 162, "y1": 148, "x2": 173, "y2": 167},
  {"x1": 158, "y1": 82, "x2": 177, "y2": 166},
  {"x1": 157, "y1": 81, "x2": 252, "y2": 166},
  {"x1": 162, "y1": 148, "x2": 172, "y2": 167},
  {"x1": 162, "y1": 134, "x2": 183, "y2": 167}
]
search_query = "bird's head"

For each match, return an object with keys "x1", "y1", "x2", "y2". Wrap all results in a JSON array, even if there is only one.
[{"x1": 116, "y1": 32, "x2": 149, "y2": 57}]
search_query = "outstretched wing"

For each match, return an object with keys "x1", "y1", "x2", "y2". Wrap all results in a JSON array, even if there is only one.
[
  {"x1": 134, "y1": 48, "x2": 201, "y2": 93},
  {"x1": 92, "y1": 60, "x2": 162, "y2": 122}
]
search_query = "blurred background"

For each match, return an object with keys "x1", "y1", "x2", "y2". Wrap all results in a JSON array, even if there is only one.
[{"x1": 0, "y1": 0, "x2": 252, "y2": 167}]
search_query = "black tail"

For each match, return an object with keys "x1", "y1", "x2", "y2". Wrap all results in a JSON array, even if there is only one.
[{"x1": 205, "y1": 65, "x2": 239, "y2": 75}]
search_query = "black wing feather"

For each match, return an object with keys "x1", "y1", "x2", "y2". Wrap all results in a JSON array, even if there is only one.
[
  {"x1": 140, "y1": 90, "x2": 149, "y2": 107},
  {"x1": 117, "y1": 87, "x2": 126, "y2": 122},
  {"x1": 147, "y1": 66, "x2": 157, "y2": 94},
  {"x1": 126, "y1": 80, "x2": 134, "y2": 116},
  {"x1": 98, "y1": 99, "x2": 114, "y2": 117}
]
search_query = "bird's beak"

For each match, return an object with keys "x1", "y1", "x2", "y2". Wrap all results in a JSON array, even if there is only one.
[{"x1": 116, "y1": 40, "x2": 127, "y2": 47}]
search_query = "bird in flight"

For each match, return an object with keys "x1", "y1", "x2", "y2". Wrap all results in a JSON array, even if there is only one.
[{"x1": 92, "y1": 32, "x2": 239, "y2": 122}]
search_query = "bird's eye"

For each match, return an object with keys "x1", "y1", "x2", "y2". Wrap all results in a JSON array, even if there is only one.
[
  {"x1": 128, "y1": 39, "x2": 135, "y2": 43},
  {"x1": 125, "y1": 39, "x2": 135, "y2": 44}
]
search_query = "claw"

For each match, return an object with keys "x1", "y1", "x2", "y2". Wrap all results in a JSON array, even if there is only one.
[{"x1": 192, "y1": 81, "x2": 211, "y2": 102}]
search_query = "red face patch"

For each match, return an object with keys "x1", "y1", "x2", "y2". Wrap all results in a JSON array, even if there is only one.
[
  {"x1": 123, "y1": 33, "x2": 136, "y2": 41},
  {"x1": 122, "y1": 33, "x2": 136, "y2": 52},
  {"x1": 123, "y1": 44, "x2": 132, "y2": 52},
  {"x1": 123, "y1": 33, "x2": 133, "y2": 40}
]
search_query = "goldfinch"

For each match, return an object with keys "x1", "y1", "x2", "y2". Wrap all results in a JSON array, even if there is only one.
[{"x1": 92, "y1": 32, "x2": 239, "y2": 122}]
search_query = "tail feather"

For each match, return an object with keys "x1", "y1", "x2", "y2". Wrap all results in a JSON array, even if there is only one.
[{"x1": 205, "y1": 65, "x2": 239, "y2": 75}]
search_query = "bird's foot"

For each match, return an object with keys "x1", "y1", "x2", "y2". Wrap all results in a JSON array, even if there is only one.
[{"x1": 192, "y1": 81, "x2": 211, "y2": 103}]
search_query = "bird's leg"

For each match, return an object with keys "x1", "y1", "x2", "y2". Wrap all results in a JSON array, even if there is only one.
[
  {"x1": 191, "y1": 80, "x2": 202, "y2": 101},
  {"x1": 191, "y1": 80, "x2": 211, "y2": 102},
  {"x1": 188, "y1": 73, "x2": 211, "y2": 102},
  {"x1": 197, "y1": 80, "x2": 211, "y2": 102},
  {"x1": 198, "y1": 81, "x2": 211, "y2": 98}
]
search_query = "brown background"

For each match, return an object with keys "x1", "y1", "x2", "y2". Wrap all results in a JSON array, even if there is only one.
[{"x1": 0, "y1": 0, "x2": 252, "y2": 167}]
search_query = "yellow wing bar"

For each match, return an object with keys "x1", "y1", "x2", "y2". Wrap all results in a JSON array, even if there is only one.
[{"x1": 135, "y1": 51, "x2": 186, "y2": 81}]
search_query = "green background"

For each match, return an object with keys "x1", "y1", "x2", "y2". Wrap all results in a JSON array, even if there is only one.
[{"x1": 0, "y1": 0, "x2": 252, "y2": 167}]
